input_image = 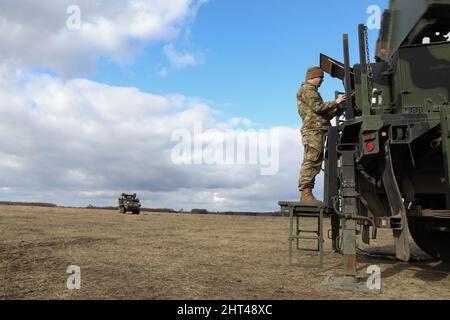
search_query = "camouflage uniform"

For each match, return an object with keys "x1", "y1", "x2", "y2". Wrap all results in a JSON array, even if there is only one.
[{"x1": 297, "y1": 82, "x2": 338, "y2": 192}]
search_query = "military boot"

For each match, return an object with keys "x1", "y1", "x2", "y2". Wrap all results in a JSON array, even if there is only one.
[{"x1": 300, "y1": 189, "x2": 322, "y2": 206}]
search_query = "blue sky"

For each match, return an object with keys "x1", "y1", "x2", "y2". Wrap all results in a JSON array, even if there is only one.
[
  {"x1": 0, "y1": 0, "x2": 390, "y2": 210},
  {"x1": 89, "y1": 0, "x2": 388, "y2": 128}
]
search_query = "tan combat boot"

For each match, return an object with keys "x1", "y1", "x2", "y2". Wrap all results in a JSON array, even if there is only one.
[{"x1": 300, "y1": 189, "x2": 322, "y2": 206}]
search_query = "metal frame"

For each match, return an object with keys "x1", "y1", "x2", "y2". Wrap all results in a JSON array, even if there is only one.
[{"x1": 279, "y1": 202, "x2": 325, "y2": 269}]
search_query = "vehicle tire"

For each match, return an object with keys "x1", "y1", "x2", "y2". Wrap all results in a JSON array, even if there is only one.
[{"x1": 409, "y1": 217, "x2": 450, "y2": 262}]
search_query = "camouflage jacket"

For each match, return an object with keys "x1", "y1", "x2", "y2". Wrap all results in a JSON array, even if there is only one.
[{"x1": 297, "y1": 82, "x2": 338, "y2": 135}]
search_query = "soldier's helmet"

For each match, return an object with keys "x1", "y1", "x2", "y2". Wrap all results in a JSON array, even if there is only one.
[{"x1": 306, "y1": 67, "x2": 324, "y2": 80}]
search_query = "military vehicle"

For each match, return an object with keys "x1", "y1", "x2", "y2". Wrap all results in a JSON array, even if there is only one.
[
  {"x1": 280, "y1": 0, "x2": 450, "y2": 286},
  {"x1": 118, "y1": 193, "x2": 141, "y2": 215},
  {"x1": 323, "y1": 0, "x2": 450, "y2": 267}
]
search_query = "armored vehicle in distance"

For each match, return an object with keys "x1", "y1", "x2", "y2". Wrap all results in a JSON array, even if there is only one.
[{"x1": 118, "y1": 193, "x2": 141, "y2": 215}]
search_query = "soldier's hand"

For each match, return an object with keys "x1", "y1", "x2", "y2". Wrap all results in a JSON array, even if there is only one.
[{"x1": 336, "y1": 95, "x2": 347, "y2": 105}]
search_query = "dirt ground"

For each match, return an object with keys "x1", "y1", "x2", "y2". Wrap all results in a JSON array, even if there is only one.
[{"x1": 0, "y1": 205, "x2": 449, "y2": 300}]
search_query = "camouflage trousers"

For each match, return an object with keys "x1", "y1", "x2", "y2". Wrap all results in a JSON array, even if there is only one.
[{"x1": 298, "y1": 130, "x2": 325, "y2": 191}]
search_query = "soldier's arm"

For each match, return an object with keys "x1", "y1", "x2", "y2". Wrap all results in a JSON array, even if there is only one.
[
  {"x1": 306, "y1": 90, "x2": 338, "y2": 114},
  {"x1": 324, "y1": 94, "x2": 347, "y2": 119},
  {"x1": 327, "y1": 102, "x2": 345, "y2": 117},
  {"x1": 326, "y1": 106, "x2": 338, "y2": 119}
]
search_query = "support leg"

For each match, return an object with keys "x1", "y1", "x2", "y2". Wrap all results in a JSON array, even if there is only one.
[{"x1": 341, "y1": 150, "x2": 358, "y2": 277}]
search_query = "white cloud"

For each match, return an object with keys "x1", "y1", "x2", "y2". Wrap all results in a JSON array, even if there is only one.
[
  {"x1": 213, "y1": 192, "x2": 227, "y2": 204},
  {"x1": 0, "y1": 153, "x2": 27, "y2": 171},
  {"x1": 0, "y1": 0, "x2": 207, "y2": 77},
  {"x1": 163, "y1": 44, "x2": 203, "y2": 69},
  {"x1": 228, "y1": 117, "x2": 253, "y2": 128},
  {"x1": 0, "y1": 68, "x2": 303, "y2": 211},
  {"x1": 0, "y1": 0, "x2": 312, "y2": 212}
]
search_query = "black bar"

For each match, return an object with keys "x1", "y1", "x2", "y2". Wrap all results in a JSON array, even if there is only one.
[
  {"x1": 343, "y1": 34, "x2": 354, "y2": 119},
  {"x1": 358, "y1": 24, "x2": 368, "y2": 77},
  {"x1": 326, "y1": 127, "x2": 339, "y2": 209}
]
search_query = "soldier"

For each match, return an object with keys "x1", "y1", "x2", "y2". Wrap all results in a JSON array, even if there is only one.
[{"x1": 297, "y1": 67, "x2": 347, "y2": 205}]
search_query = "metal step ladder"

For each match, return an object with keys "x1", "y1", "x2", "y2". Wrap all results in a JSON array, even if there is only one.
[{"x1": 279, "y1": 201, "x2": 326, "y2": 269}]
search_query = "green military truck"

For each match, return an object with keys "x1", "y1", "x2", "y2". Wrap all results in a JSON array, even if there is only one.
[
  {"x1": 320, "y1": 0, "x2": 450, "y2": 264},
  {"x1": 279, "y1": 0, "x2": 450, "y2": 291},
  {"x1": 118, "y1": 193, "x2": 141, "y2": 215}
]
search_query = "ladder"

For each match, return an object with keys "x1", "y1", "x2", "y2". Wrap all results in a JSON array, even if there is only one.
[{"x1": 279, "y1": 201, "x2": 326, "y2": 269}]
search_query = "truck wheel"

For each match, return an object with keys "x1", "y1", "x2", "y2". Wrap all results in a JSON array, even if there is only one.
[{"x1": 409, "y1": 217, "x2": 450, "y2": 262}]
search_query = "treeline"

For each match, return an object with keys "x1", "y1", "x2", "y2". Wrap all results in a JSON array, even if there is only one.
[
  {"x1": 84, "y1": 205, "x2": 178, "y2": 213},
  {"x1": 0, "y1": 201, "x2": 279, "y2": 216},
  {"x1": 84, "y1": 206, "x2": 279, "y2": 216},
  {"x1": 0, "y1": 201, "x2": 57, "y2": 207},
  {"x1": 190, "y1": 209, "x2": 280, "y2": 217}
]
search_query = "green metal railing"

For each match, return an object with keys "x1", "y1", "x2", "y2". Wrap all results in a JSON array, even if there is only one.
[{"x1": 279, "y1": 201, "x2": 326, "y2": 269}]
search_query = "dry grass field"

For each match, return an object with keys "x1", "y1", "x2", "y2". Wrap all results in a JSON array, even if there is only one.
[{"x1": 0, "y1": 205, "x2": 449, "y2": 300}]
